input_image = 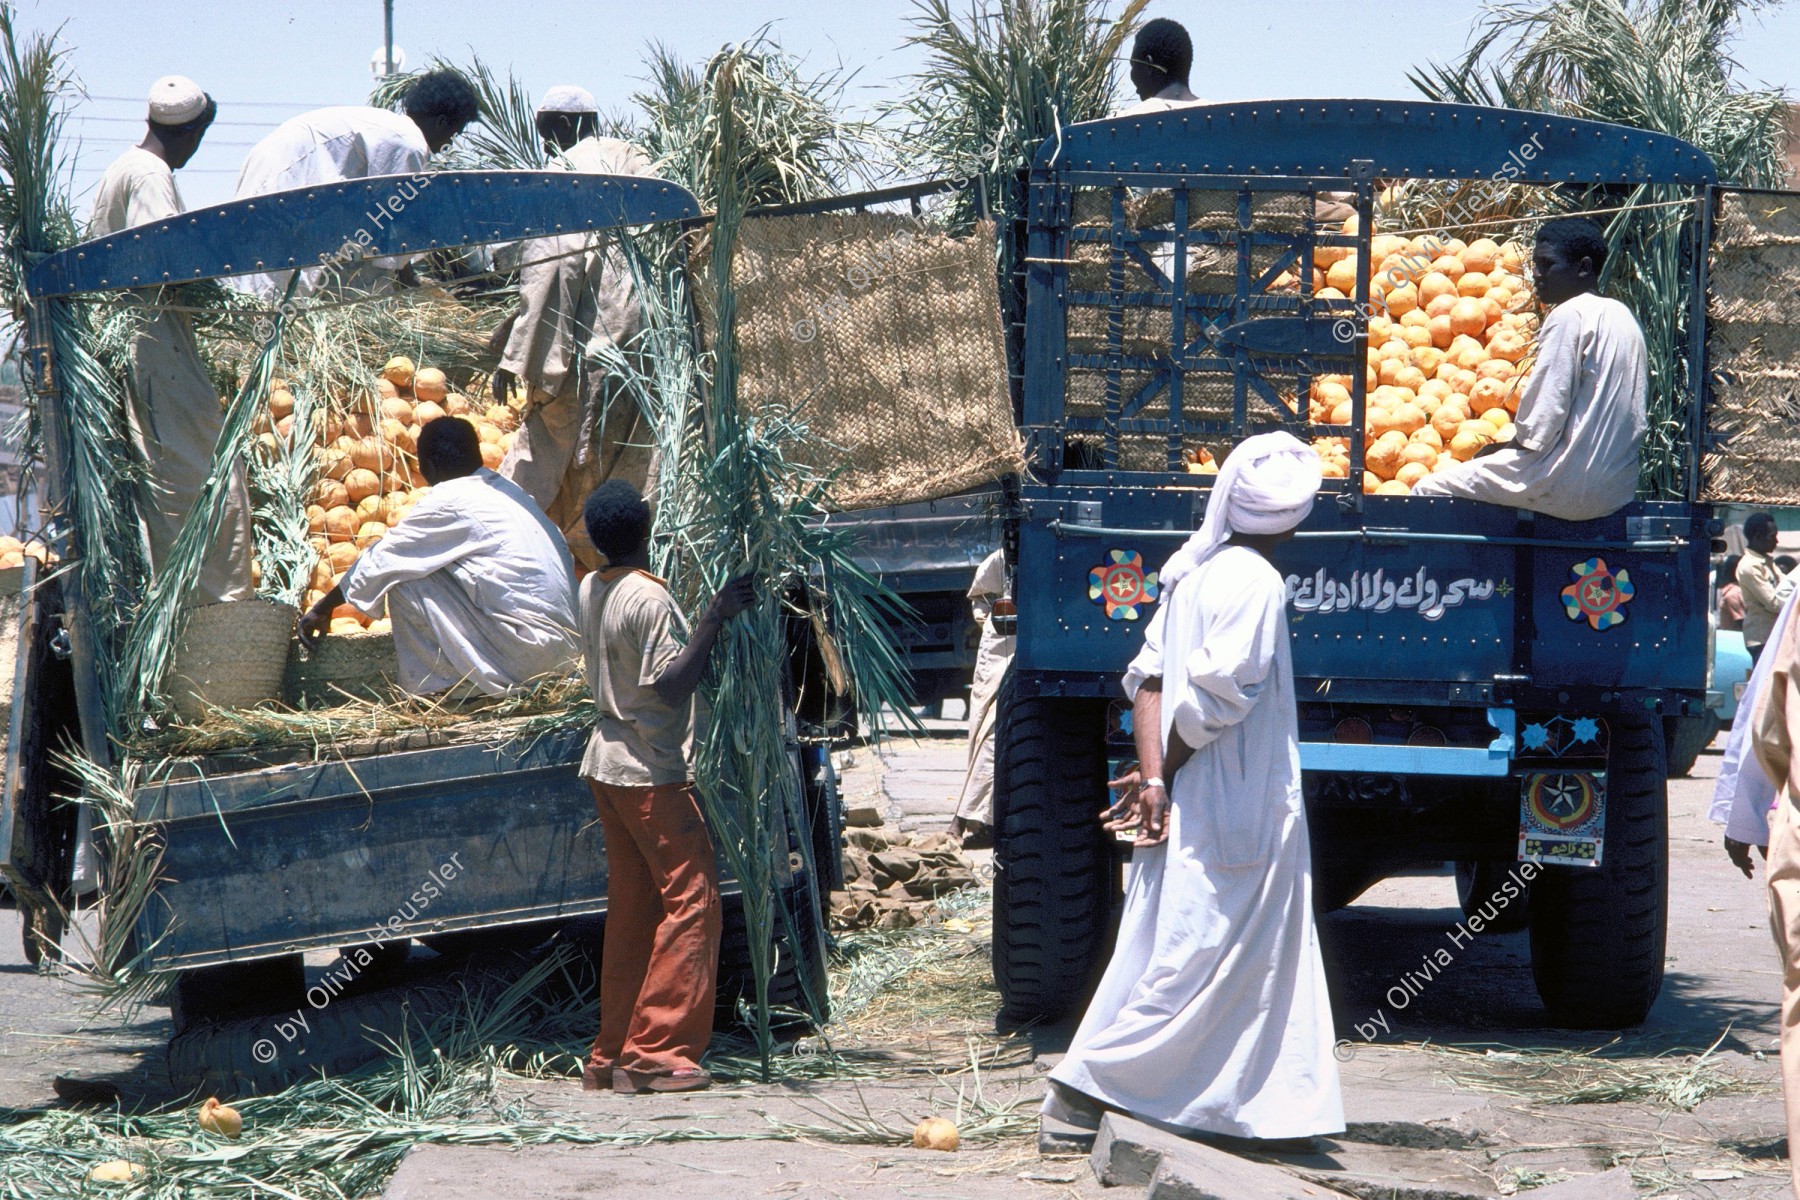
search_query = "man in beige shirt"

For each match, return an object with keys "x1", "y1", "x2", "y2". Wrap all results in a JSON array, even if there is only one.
[
  {"x1": 576, "y1": 480, "x2": 752, "y2": 1096},
  {"x1": 92, "y1": 75, "x2": 254, "y2": 603},
  {"x1": 1754, "y1": 602, "x2": 1800, "y2": 1198},
  {"x1": 1741, "y1": 513, "x2": 1790, "y2": 663}
]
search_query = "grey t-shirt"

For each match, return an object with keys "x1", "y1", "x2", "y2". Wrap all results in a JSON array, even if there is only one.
[{"x1": 579, "y1": 569, "x2": 694, "y2": 787}]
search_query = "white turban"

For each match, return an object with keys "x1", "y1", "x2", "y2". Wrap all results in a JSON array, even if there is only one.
[
  {"x1": 148, "y1": 75, "x2": 207, "y2": 125},
  {"x1": 537, "y1": 85, "x2": 598, "y2": 115},
  {"x1": 1159, "y1": 431, "x2": 1321, "y2": 591}
]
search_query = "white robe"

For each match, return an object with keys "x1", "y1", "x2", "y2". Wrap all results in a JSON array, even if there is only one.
[
  {"x1": 1712, "y1": 591, "x2": 1800, "y2": 847},
  {"x1": 1050, "y1": 544, "x2": 1343, "y2": 1138},
  {"x1": 339, "y1": 469, "x2": 580, "y2": 696},
  {"x1": 90, "y1": 147, "x2": 256, "y2": 605},
  {"x1": 497, "y1": 136, "x2": 657, "y2": 568},
  {"x1": 232, "y1": 106, "x2": 430, "y2": 297},
  {"x1": 956, "y1": 550, "x2": 1013, "y2": 826},
  {"x1": 1411, "y1": 292, "x2": 1647, "y2": 521}
]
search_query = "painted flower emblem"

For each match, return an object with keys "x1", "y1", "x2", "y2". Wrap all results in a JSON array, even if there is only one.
[
  {"x1": 1088, "y1": 549, "x2": 1160, "y2": 621},
  {"x1": 1560, "y1": 557, "x2": 1634, "y2": 631}
]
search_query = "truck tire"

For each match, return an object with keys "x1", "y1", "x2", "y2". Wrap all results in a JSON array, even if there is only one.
[
  {"x1": 170, "y1": 955, "x2": 307, "y2": 1035},
  {"x1": 1527, "y1": 716, "x2": 1667, "y2": 1028},
  {"x1": 1455, "y1": 860, "x2": 1529, "y2": 934},
  {"x1": 716, "y1": 874, "x2": 830, "y2": 1027},
  {"x1": 991, "y1": 690, "x2": 1116, "y2": 1026},
  {"x1": 1664, "y1": 714, "x2": 1719, "y2": 779}
]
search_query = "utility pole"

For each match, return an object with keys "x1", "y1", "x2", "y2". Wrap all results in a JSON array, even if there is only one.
[{"x1": 383, "y1": 0, "x2": 395, "y2": 77}]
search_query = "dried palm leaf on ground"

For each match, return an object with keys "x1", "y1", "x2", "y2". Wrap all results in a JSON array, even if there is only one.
[
  {"x1": 1411, "y1": 0, "x2": 1790, "y2": 499},
  {"x1": 1427, "y1": 1032, "x2": 1765, "y2": 1110}
]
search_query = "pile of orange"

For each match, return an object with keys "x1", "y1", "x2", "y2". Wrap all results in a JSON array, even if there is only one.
[{"x1": 1302, "y1": 224, "x2": 1539, "y2": 495}]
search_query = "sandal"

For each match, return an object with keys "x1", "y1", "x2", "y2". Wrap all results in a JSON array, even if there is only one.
[{"x1": 612, "y1": 1066, "x2": 712, "y2": 1095}]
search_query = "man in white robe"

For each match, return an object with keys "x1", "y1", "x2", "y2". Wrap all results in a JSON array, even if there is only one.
[
  {"x1": 1412, "y1": 218, "x2": 1647, "y2": 521},
  {"x1": 297, "y1": 417, "x2": 579, "y2": 696},
  {"x1": 1118, "y1": 19, "x2": 1202, "y2": 115},
  {"x1": 91, "y1": 76, "x2": 254, "y2": 605},
  {"x1": 232, "y1": 68, "x2": 478, "y2": 297},
  {"x1": 1042, "y1": 431, "x2": 1343, "y2": 1148},
  {"x1": 491, "y1": 86, "x2": 659, "y2": 570},
  {"x1": 953, "y1": 549, "x2": 1013, "y2": 847}
]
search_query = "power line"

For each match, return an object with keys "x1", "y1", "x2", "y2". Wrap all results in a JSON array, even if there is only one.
[
  {"x1": 85, "y1": 94, "x2": 339, "y2": 108},
  {"x1": 68, "y1": 115, "x2": 283, "y2": 128}
]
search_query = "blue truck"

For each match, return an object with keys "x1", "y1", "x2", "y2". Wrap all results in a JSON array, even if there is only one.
[
  {"x1": 988, "y1": 100, "x2": 1775, "y2": 1031},
  {"x1": 0, "y1": 173, "x2": 834, "y2": 1089}
]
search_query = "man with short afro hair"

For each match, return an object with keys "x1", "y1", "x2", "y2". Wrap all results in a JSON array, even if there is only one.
[
  {"x1": 1412, "y1": 216, "x2": 1648, "y2": 520},
  {"x1": 234, "y1": 67, "x2": 480, "y2": 296},
  {"x1": 1121, "y1": 18, "x2": 1200, "y2": 114},
  {"x1": 298, "y1": 416, "x2": 580, "y2": 696},
  {"x1": 573, "y1": 480, "x2": 754, "y2": 1095}
]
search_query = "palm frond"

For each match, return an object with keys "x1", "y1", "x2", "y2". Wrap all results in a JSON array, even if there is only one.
[
  {"x1": 371, "y1": 54, "x2": 547, "y2": 171},
  {"x1": 1410, "y1": 0, "x2": 1791, "y2": 498}
]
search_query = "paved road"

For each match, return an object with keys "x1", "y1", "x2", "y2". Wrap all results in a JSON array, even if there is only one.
[{"x1": 0, "y1": 733, "x2": 1782, "y2": 1101}]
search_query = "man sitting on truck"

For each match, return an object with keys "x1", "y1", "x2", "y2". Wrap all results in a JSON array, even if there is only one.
[
  {"x1": 233, "y1": 68, "x2": 479, "y2": 297},
  {"x1": 297, "y1": 417, "x2": 580, "y2": 696},
  {"x1": 1041, "y1": 431, "x2": 1343, "y2": 1151},
  {"x1": 490, "y1": 85, "x2": 660, "y2": 570},
  {"x1": 576, "y1": 480, "x2": 754, "y2": 1095},
  {"x1": 92, "y1": 76, "x2": 255, "y2": 605},
  {"x1": 1411, "y1": 217, "x2": 1648, "y2": 521}
]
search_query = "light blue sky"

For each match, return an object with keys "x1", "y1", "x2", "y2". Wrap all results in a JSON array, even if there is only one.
[{"x1": 20, "y1": 0, "x2": 1800, "y2": 212}]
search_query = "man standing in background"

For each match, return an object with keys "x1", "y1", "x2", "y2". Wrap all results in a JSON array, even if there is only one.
[
  {"x1": 91, "y1": 75, "x2": 254, "y2": 604},
  {"x1": 491, "y1": 85, "x2": 660, "y2": 569},
  {"x1": 1740, "y1": 512, "x2": 1790, "y2": 664},
  {"x1": 952, "y1": 549, "x2": 1012, "y2": 850},
  {"x1": 233, "y1": 68, "x2": 478, "y2": 297}
]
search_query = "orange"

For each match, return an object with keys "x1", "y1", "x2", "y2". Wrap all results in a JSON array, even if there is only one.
[
  {"x1": 1425, "y1": 293, "x2": 1459, "y2": 319},
  {"x1": 1390, "y1": 402, "x2": 1428, "y2": 435},
  {"x1": 1481, "y1": 406, "x2": 1512, "y2": 432},
  {"x1": 1392, "y1": 365, "x2": 1428, "y2": 393},
  {"x1": 1384, "y1": 283, "x2": 1420, "y2": 316},
  {"x1": 1363, "y1": 471, "x2": 1381, "y2": 494},
  {"x1": 1417, "y1": 271, "x2": 1457, "y2": 306},
  {"x1": 1367, "y1": 314, "x2": 1394, "y2": 345},
  {"x1": 1431, "y1": 254, "x2": 1465, "y2": 280},
  {"x1": 1326, "y1": 258, "x2": 1359, "y2": 293},
  {"x1": 1376, "y1": 479, "x2": 1412, "y2": 496},
  {"x1": 1479, "y1": 296, "x2": 1504, "y2": 326},
  {"x1": 1460, "y1": 237, "x2": 1501, "y2": 273},
  {"x1": 1476, "y1": 358, "x2": 1516, "y2": 382},
  {"x1": 1457, "y1": 271, "x2": 1491, "y2": 297},
  {"x1": 1469, "y1": 377, "x2": 1511, "y2": 414},
  {"x1": 1396, "y1": 462, "x2": 1431, "y2": 488},
  {"x1": 1411, "y1": 345, "x2": 1447, "y2": 376},
  {"x1": 1427, "y1": 314, "x2": 1455, "y2": 348},
  {"x1": 1399, "y1": 325, "x2": 1433, "y2": 352},
  {"x1": 1449, "y1": 297, "x2": 1487, "y2": 338},
  {"x1": 1411, "y1": 425, "x2": 1444, "y2": 451},
  {"x1": 1486, "y1": 330, "x2": 1530, "y2": 364},
  {"x1": 1431, "y1": 403, "x2": 1468, "y2": 440},
  {"x1": 1400, "y1": 442, "x2": 1438, "y2": 469}
]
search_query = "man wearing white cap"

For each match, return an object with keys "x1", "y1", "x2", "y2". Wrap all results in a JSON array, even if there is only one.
[
  {"x1": 232, "y1": 68, "x2": 479, "y2": 297},
  {"x1": 1041, "y1": 431, "x2": 1343, "y2": 1151},
  {"x1": 90, "y1": 76, "x2": 255, "y2": 604},
  {"x1": 490, "y1": 85, "x2": 659, "y2": 570}
]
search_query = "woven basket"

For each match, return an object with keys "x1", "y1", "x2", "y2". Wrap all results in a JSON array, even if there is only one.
[
  {"x1": 283, "y1": 628, "x2": 400, "y2": 709},
  {"x1": 168, "y1": 599, "x2": 299, "y2": 722}
]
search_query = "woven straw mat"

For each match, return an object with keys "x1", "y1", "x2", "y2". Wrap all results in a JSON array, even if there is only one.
[
  {"x1": 284, "y1": 628, "x2": 400, "y2": 708},
  {"x1": 1705, "y1": 192, "x2": 1800, "y2": 505},
  {"x1": 710, "y1": 214, "x2": 1023, "y2": 511},
  {"x1": 168, "y1": 598, "x2": 298, "y2": 721}
]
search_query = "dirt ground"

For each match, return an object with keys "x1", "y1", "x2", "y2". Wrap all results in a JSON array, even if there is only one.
[{"x1": 0, "y1": 726, "x2": 1790, "y2": 1198}]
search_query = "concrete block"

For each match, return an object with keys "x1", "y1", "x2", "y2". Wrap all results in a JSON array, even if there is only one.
[
  {"x1": 1089, "y1": 1114, "x2": 1351, "y2": 1200},
  {"x1": 1520, "y1": 1168, "x2": 1635, "y2": 1200}
]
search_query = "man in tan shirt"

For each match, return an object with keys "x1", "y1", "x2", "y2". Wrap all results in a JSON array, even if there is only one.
[
  {"x1": 1741, "y1": 512, "x2": 1790, "y2": 663},
  {"x1": 1753, "y1": 606, "x2": 1800, "y2": 1198},
  {"x1": 576, "y1": 480, "x2": 752, "y2": 1095}
]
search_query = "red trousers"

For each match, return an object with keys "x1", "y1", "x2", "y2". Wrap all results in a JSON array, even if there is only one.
[{"x1": 586, "y1": 779, "x2": 722, "y2": 1074}]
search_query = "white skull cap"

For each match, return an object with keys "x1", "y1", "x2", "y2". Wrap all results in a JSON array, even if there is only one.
[
  {"x1": 148, "y1": 75, "x2": 208, "y2": 125},
  {"x1": 537, "y1": 85, "x2": 598, "y2": 115}
]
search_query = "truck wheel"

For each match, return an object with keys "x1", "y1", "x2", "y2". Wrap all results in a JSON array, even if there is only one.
[
  {"x1": 170, "y1": 955, "x2": 307, "y2": 1035},
  {"x1": 1455, "y1": 860, "x2": 1530, "y2": 934},
  {"x1": 991, "y1": 691, "x2": 1116, "y2": 1026},
  {"x1": 716, "y1": 875, "x2": 830, "y2": 1027},
  {"x1": 1527, "y1": 716, "x2": 1667, "y2": 1028},
  {"x1": 1664, "y1": 714, "x2": 1719, "y2": 779}
]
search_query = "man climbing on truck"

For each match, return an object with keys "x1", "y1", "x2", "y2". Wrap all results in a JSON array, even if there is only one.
[{"x1": 1412, "y1": 217, "x2": 1647, "y2": 520}]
